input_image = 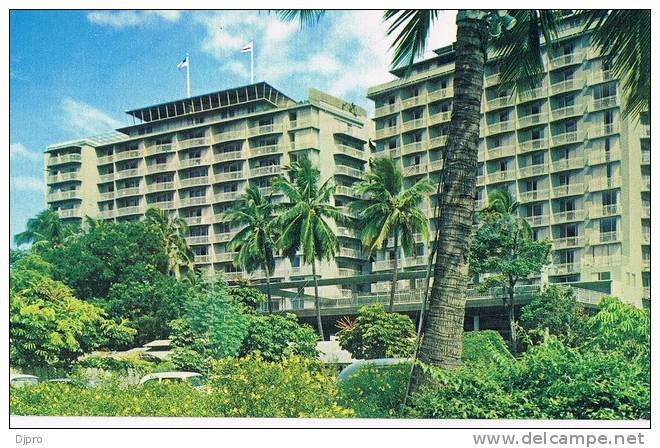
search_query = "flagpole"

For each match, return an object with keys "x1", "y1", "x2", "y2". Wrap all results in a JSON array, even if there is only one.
[
  {"x1": 250, "y1": 43, "x2": 254, "y2": 84},
  {"x1": 186, "y1": 53, "x2": 191, "y2": 98}
]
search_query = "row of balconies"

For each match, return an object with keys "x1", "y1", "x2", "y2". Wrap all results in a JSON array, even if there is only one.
[
  {"x1": 47, "y1": 153, "x2": 82, "y2": 166},
  {"x1": 47, "y1": 189, "x2": 81, "y2": 202},
  {"x1": 374, "y1": 88, "x2": 454, "y2": 118}
]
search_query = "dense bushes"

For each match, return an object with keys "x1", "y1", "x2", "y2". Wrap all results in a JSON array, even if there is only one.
[{"x1": 10, "y1": 356, "x2": 352, "y2": 418}]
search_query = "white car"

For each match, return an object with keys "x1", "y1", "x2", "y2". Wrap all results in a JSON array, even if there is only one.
[
  {"x1": 139, "y1": 372, "x2": 206, "y2": 388},
  {"x1": 10, "y1": 374, "x2": 39, "y2": 388}
]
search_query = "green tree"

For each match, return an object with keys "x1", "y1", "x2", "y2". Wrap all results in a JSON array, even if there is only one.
[
  {"x1": 228, "y1": 285, "x2": 268, "y2": 314},
  {"x1": 10, "y1": 255, "x2": 135, "y2": 369},
  {"x1": 519, "y1": 285, "x2": 589, "y2": 348},
  {"x1": 239, "y1": 313, "x2": 318, "y2": 361},
  {"x1": 272, "y1": 156, "x2": 342, "y2": 338},
  {"x1": 470, "y1": 210, "x2": 551, "y2": 353},
  {"x1": 351, "y1": 157, "x2": 433, "y2": 311},
  {"x1": 223, "y1": 185, "x2": 278, "y2": 312},
  {"x1": 144, "y1": 207, "x2": 194, "y2": 278},
  {"x1": 14, "y1": 209, "x2": 78, "y2": 249},
  {"x1": 336, "y1": 304, "x2": 415, "y2": 359}
]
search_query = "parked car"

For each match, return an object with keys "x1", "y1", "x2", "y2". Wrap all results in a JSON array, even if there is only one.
[
  {"x1": 337, "y1": 358, "x2": 411, "y2": 382},
  {"x1": 47, "y1": 378, "x2": 101, "y2": 388},
  {"x1": 139, "y1": 372, "x2": 207, "y2": 388},
  {"x1": 10, "y1": 374, "x2": 39, "y2": 388}
]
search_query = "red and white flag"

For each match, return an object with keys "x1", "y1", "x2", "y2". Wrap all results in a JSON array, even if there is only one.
[{"x1": 240, "y1": 41, "x2": 253, "y2": 53}]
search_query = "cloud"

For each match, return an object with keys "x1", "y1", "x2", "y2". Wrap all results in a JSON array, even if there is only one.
[
  {"x1": 61, "y1": 98, "x2": 122, "y2": 135},
  {"x1": 11, "y1": 176, "x2": 44, "y2": 192},
  {"x1": 87, "y1": 10, "x2": 182, "y2": 29},
  {"x1": 10, "y1": 143, "x2": 41, "y2": 161}
]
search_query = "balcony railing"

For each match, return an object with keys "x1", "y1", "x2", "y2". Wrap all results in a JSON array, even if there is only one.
[
  {"x1": 589, "y1": 149, "x2": 621, "y2": 165},
  {"x1": 518, "y1": 163, "x2": 548, "y2": 178},
  {"x1": 115, "y1": 187, "x2": 141, "y2": 198},
  {"x1": 335, "y1": 144, "x2": 366, "y2": 159},
  {"x1": 335, "y1": 185, "x2": 357, "y2": 197},
  {"x1": 215, "y1": 251, "x2": 237, "y2": 263},
  {"x1": 177, "y1": 137, "x2": 209, "y2": 150},
  {"x1": 334, "y1": 165, "x2": 363, "y2": 178},
  {"x1": 149, "y1": 143, "x2": 175, "y2": 153},
  {"x1": 519, "y1": 137, "x2": 549, "y2": 153},
  {"x1": 485, "y1": 96, "x2": 515, "y2": 111},
  {"x1": 402, "y1": 141, "x2": 426, "y2": 155},
  {"x1": 641, "y1": 151, "x2": 651, "y2": 164},
  {"x1": 47, "y1": 190, "x2": 80, "y2": 202},
  {"x1": 549, "y1": 51, "x2": 585, "y2": 69},
  {"x1": 553, "y1": 235, "x2": 584, "y2": 249},
  {"x1": 115, "y1": 205, "x2": 144, "y2": 217},
  {"x1": 429, "y1": 111, "x2": 451, "y2": 125},
  {"x1": 551, "y1": 131, "x2": 583, "y2": 147},
  {"x1": 337, "y1": 247, "x2": 363, "y2": 259},
  {"x1": 487, "y1": 170, "x2": 516, "y2": 183},
  {"x1": 178, "y1": 176, "x2": 209, "y2": 187},
  {"x1": 247, "y1": 124, "x2": 283, "y2": 137},
  {"x1": 589, "y1": 70, "x2": 614, "y2": 85},
  {"x1": 642, "y1": 176, "x2": 650, "y2": 191},
  {"x1": 484, "y1": 73, "x2": 500, "y2": 87},
  {"x1": 548, "y1": 262, "x2": 580, "y2": 276},
  {"x1": 146, "y1": 163, "x2": 172, "y2": 174},
  {"x1": 519, "y1": 189, "x2": 550, "y2": 202},
  {"x1": 588, "y1": 123, "x2": 620, "y2": 139},
  {"x1": 551, "y1": 103, "x2": 586, "y2": 121},
  {"x1": 182, "y1": 215, "x2": 205, "y2": 225},
  {"x1": 589, "y1": 177, "x2": 621, "y2": 191},
  {"x1": 429, "y1": 135, "x2": 448, "y2": 148},
  {"x1": 146, "y1": 181, "x2": 175, "y2": 192},
  {"x1": 525, "y1": 214, "x2": 549, "y2": 227},
  {"x1": 115, "y1": 168, "x2": 140, "y2": 180},
  {"x1": 250, "y1": 145, "x2": 284, "y2": 157},
  {"x1": 517, "y1": 86, "x2": 547, "y2": 103},
  {"x1": 214, "y1": 171, "x2": 244, "y2": 182},
  {"x1": 179, "y1": 196, "x2": 209, "y2": 207},
  {"x1": 374, "y1": 125, "x2": 399, "y2": 140},
  {"x1": 590, "y1": 204, "x2": 620, "y2": 219},
  {"x1": 49, "y1": 153, "x2": 82, "y2": 165},
  {"x1": 517, "y1": 112, "x2": 547, "y2": 128},
  {"x1": 429, "y1": 159, "x2": 444, "y2": 172},
  {"x1": 98, "y1": 209, "x2": 115, "y2": 219},
  {"x1": 214, "y1": 231, "x2": 239, "y2": 243},
  {"x1": 250, "y1": 165, "x2": 281, "y2": 177},
  {"x1": 374, "y1": 103, "x2": 399, "y2": 117},
  {"x1": 486, "y1": 145, "x2": 516, "y2": 159},
  {"x1": 428, "y1": 87, "x2": 453, "y2": 102},
  {"x1": 186, "y1": 235, "x2": 210, "y2": 245},
  {"x1": 401, "y1": 118, "x2": 426, "y2": 133},
  {"x1": 214, "y1": 130, "x2": 246, "y2": 143},
  {"x1": 194, "y1": 254, "x2": 212, "y2": 263},
  {"x1": 552, "y1": 209, "x2": 585, "y2": 224},
  {"x1": 97, "y1": 154, "x2": 114, "y2": 165},
  {"x1": 550, "y1": 157, "x2": 585, "y2": 172},
  {"x1": 47, "y1": 172, "x2": 80, "y2": 183},
  {"x1": 115, "y1": 150, "x2": 141, "y2": 162},
  {"x1": 552, "y1": 183, "x2": 585, "y2": 197},
  {"x1": 591, "y1": 96, "x2": 619, "y2": 111},
  {"x1": 56, "y1": 208, "x2": 82, "y2": 219},
  {"x1": 400, "y1": 94, "x2": 426, "y2": 109},
  {"x1": 179, "y1": 157, "x2": 210, "y2": 169},
  {"x1": 596, "y1": 231, "x2": 620, "y2": 244},
  {"x1": 147, "y1": 200, "x2": 175, "y2": 210},
  {"x1": 486, "y1": 120, "x2": 516, "y2": 135},
  {"x1": 215, "y1": 191, "x2": 242, "y2": 202},
  {"x1": 215, "y1": 150, "x2": 244, "y2": 162},
  {"x1": 550, "y1": 77, "x2": 585, "y2": 95}
]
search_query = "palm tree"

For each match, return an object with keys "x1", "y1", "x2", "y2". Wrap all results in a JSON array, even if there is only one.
[
  {"x1": 14, "y1": 209, "x2": 77, "y2": 248},
  {"x1": 278, "y1": 10, "x2": 650, "y2": 376},
  {"x1": 351, "y1": 157, "x2": 433, "y2": 311},
  {"x1": 222, "y1": 185, "x2": 278, "y2": 312},
  {"x1": 144, "y1": 207, "x2": 194, "y2": 278},
  {"x1": 272, "y1": 156, "x2": 342, "y2": 338}
]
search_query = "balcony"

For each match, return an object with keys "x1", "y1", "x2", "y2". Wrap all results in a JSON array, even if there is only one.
[
  {"x1": 98, "y1": 209, "x2": 115, "y2": 219},
  {"x1": 337, "y1": 247, "x2": 363, "y2": 259},
  {"x1": 553, "y1": 235, "x2": 584, "y2": 249},
  {"x1": 589, "y1": 177, "x2": 621, "y2": 192},
  {"x1": 214, "y1": 231, "x2": 239, "y2": 243},
  {"x1": 115, "y1": 168, "x2": 141, "y2": 180},
  {"x1": 186, "y1": 235, "x2": 211, "y2": 245},
  {"x1": 590, "y1": 203, "x2": 620, "y2": 219},
  {"x1": 179, "y1": 196, "x2": 209, "y2": 207},
  {"x1": 641, "y1": 125, "x2": 650, "y2": 138},
  {"x1": 518, "y1": 138, "x2": 549, "y2": 153},
  {"x1": 485, "y1": 96, "x2": 515, "y2": 112},
  {"x1": 115, "y1": 205, "x2": 144, "y2": 217},
  {"x1": 149, "y1": 143, "x2": 175, "y2": 153},
  {"x1": 429, "y1": 159, "x2": 444, "y2": 172},
  {"x1": 402, "y1": 141, "x2": 426, "y2": 155},
  {"x1": 336, "y1": 226, "x2": 358, "y2": 239},
  {"x1": 518, "y1": 163, "x2": 548, "y2": 178},
  {"x1": 250, "y1": 165, "x2": 281, "y2": 177},
  {"x1": 642, "y1": 233, "x2": 650, "y2": 245},
  {"x1": 47, "y1": 190, "x2": 80, "y2": 202},
  {"x1": 335, "y1": 165, "x2": 363, "y2": 179},
  {"x1": 250, "y1": 145, "x2": 284, "y2": 157},
  {"x1": 550, "y1": 77, "x2": 585, "y2": 95},
  {"x1": 335, "y1": 124, "x2": 367, "y2": 142},
  {"x1": 194, "y1": 255, "x2": 212, "y2": 264},
  {"x1": 642, "y1": 206, "x2": 650, "y2": 219},
  {"x1": 641, "y1": 259, "x2": 650, "y2": 271},
  {"x1": 551, "y1": 103, "x2": 586, "y2": 121},
  {"x1": 596, "y1": 231, "x2": 620, "y2": 244},
  {"x1": 587, "y1": 255, "x2": 623, "y2": 268},
  {"x1": 56, "y1": 208, "x2": 82, "y2": 219},
  {"x1": 215, "y1": 191, "x2": 242, "y2": 202},
  {"x1": 335, "y1": 144, "x2": 366, "y2": 159},
  {"x1": 215, "y1": 251, "x2": 237, "y2": 263},
  {"x1": 519, "y1": 189, "x2": 550, "y2": 202},
  {"x1": 335, "y1": 185, "x2": 357, "y2": 197},
  {"x1": 548, "y1": 262, "x2": 580, "y2": 276},
  {"x1": 214, "y1": 171, "x2": 244, "y2": 182},
  {"x1": 98, "y1": 191, "x2": 115, "y2": 201},
  {"x1": 214, "y1": 130, "x2": 246, "y2": 143},
  {"x1": 589, "y1": 70, "x2": 614, "y2": 85},
  {"x1": 179, "y1": 176, "x2": 209, "y2": 188},
  {"x1": 147, "y1": 200, "x2": 175, "y2": 210},
  {"x1": 429, "y1": 111, "x2": 451, "y2": 125},
  {"x1": 589, "y1": 149, "x2": 621, "y2": 165},
  {"x1": 553, "y1": 130, "x2": 584, "y2": 147},
  {"x1": 552, "y1": 183, "x2": 585, "y2": 197},
  {"x1": 517, "y1": 112, "x2": 547, "y2": 129},
  {"x1": 525, "y1": 214, "x2": 549, "y2": 227},
  {"x1": 401, "y1": 118, "x2": 426, "y2": 133},
  {"x1": 588, "y1": 124, "x2": 620, "y2": 139},
  {"x1": 214, "y1": 149, "x2": 244, "y2": 162},
  {"x1": 428, "y1": 87, "x2": 453, "y2": 102},
  {"x1": 97, "y1": 154, "x2": 114, "y2": 165},
  {"x1": 404, "y1": 163, "x2": 428, "y2": 177},
  {"x1": 247, "y1": 124, "x2": 283, "y2": 137},
  {"x1": 48, "y1": 153, "x2": 82, "y2": 165},
  {"x1": 47, "y1": 171, "x2": 79, "y2": 183},
  {"x1": 550, "y1": 157, "x2": 585, "y2": 172},
  {"x1": 115, "y1": 150, "x2": 141, "y2": 162},
  {"x1": 182, "y1": 215, "x2": 206, "y2": 225},
  {"x1": 98, "y1": 173, "x2": 115, "y2": 183},
  {"x1": 591, "y1": 96, "x2": 619, "y2": 112},
  {"x1": 476, "y1": 174, "x2": 485, "y2": 186},
  {"x1": 429, "y1": 135, "x2": 448, "y2": 149},
  {"x1": 336, "y1": 206, "x2": 358, "y2": 219},
  {"x1": 338, "y1": 268, "x2": 360, "y2": 277},
  {"x1": 642, "y1": 176, "x2": 650, "y2": 191},
  {"x1": 179, "y1": 157, "x2": 210, "y2": 169},
  {"x1": 146, "y1": 163, "x2": 172, "y2": 174},
  {"x1": 115, "y1": 187, "x2": 142, "y2": 198},
  {"x1": 400, "y1": 94, "x2": 426, "y2": 110},
  {"x1": 178, "y1": 137, "x2": 209, "y2": 150},
  {"x1": 552, "y1": 209, "x2": 585, "y2": 224},
  {"x1": 486, "y1": 120, "x2": 515, "y2": 136},
  {"x1": 486, "y1": 170, "x2": 516, "y2": 184},
  {"x1": 374, "y1": 125, "x2": 399, "y2": 140},
  {"x1": 484, "y1": 73, "x2": 500, "y2": 87},
  {"x1": 486, "y1": 145, "x2": 516, "y2": 160},
  {"x1": 517, "y1": 86, "x2": 547, "y2": 103},
  {"x1": 641, "y1": 151, "x2": 650, "y2": 165},
  {"x1": 147, "y1": 181, "x2": 175, "y2": 192},
  {"x1": 374, "y1": 103, "x2": 399, "y2": 117},
  {"x1": 549, "y1": 51, "x2": 585, "y2": 70},
  {"x1": 372, "y1": 255, "x2": 427, "y2": 271}
]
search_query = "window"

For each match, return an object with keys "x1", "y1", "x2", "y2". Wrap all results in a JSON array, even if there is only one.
[
  {"x1": 388, "y1": 139, "x2": 397, "y2": 150},
  {"x1": 499, "y1": 160, "x2": 508, "y2": 172},
  {"x1": 292, "y1": 255, "x2": 301, "y2": 268},
  {"x1": 600, "y1": 217, "x2": 617, "y2": 233},
  {"x1": 598, "y1": 272, "x2": 611, "y2": 281},
  {"x1": 559, "y1": 198, "x2": 576, "y2": 212},
  {"x1": 558, "y1": 173, "x2": 570, "y2": 186},
  {"x1": 527, "y1": 203, "x2": 543, "y2": 217},
  {"x1": 532, "y1": 152, "x2": 544, "y2": 165},
  {"x1": 499, "y1": 110, "x2": 509, "y2": 122},
  {"x1": 559, "y1": 250, "x2": 575, "y2": 264},
  {"x1": 606, "y1": 163, "x2": 614, "y2": 178},
  {"x1": 560, "y1": 224, "x2": 578, "y2": 238},
  {"x1": 531, "y1": 128, "x2": 542, "y2": 140},
  {"x1": 565, "y1": 120, "x2": 577, "y2": 133},
  {"x1": 526, "y1": 179, "x2": 538, "y2": 191}
]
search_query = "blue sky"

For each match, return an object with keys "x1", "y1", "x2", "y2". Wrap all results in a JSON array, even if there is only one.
[{"x1": 9, "y1": 10, "x2": 456, "y2": 244}]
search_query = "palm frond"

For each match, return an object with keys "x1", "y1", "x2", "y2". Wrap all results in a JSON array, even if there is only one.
[
  {"x1": 384, "y1": 10, "x2": 441, "y2": 71},
  {"x1": 275, "y1": 10, "x2": 326, "y2": 29}
]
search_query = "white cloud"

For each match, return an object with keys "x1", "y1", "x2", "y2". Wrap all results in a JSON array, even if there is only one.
[
  {"x1": 87, "y1": 10, "x2": 182, "y2": 29},
  {"x1": 11, "y1": 176, "x2": 44, "y2": 192},
  {"x1": 61, "y1": 98, "x2": 122, "y2": 136},
  {"x1": 10, "y1": 143, "x2": 41, "y2": 161}
]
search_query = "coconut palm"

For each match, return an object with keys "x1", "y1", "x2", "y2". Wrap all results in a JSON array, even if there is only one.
[
  {"x1": 222, "y1": 185, "x2": 278, "y2": 312},
  {"x1": 14, "y1": 209, "x2": 78, "y2": 248},
  {"x1": 272, "y1": 156, "x2": 342, "y2": 338},
  {"x1": 278, "y1": 10, "x2": 650, "y2": 376},
  {"x1": 351, "y1": 157, "x2": 433, "y2": 311},
  {"x1": 144, "y1": 207, "x2": 194, "y2": 278}
]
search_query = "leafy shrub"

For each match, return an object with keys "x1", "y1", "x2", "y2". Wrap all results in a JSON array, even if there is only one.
[
  {"x1": 239, "y1": 313, "x2": 318, "y2": 361},
  {"x1": 338, "y1": 362, "x2": 410, "y2": 418},
  {"x1": 77, "y1": 352, "x2": 160, "y2": 375},
  {"x1": 11, "y1": 356, "x2": 353, "y2": 418},
  {"x1": 461, "y1": 330, "x2": 513, "y2": 366},
  {"x1": 228, "y1": 286, "x2": 268, "y2": 313},
  {"x1": 336, "y1": 304, "x2": 415, "y2": 359}
]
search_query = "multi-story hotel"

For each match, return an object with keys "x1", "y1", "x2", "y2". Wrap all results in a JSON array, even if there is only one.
[
  {"x1": 44, "y1": 83, "x2": 373, "y2": 301},
  {"x1": 367, "y1": 17, "x2": 650, "y2": 307}
]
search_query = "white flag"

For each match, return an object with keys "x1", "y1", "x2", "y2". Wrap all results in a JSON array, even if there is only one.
[
  {"x1": 177, "y1": 56, "x2": 189, "y2": 69},
  {"x1": 240, "y1": 41, "x2": 253, "y2": 53}
]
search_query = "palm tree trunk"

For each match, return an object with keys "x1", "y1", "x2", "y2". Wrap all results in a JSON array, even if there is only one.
[
  {"x1": 389, "y1": 233, "x2": 399, "y2": 312},
  {"x1": 413, "y1": 15, "x2": 488, "y2": 391},
  {"x1": 507, "y1": 284, "x2": 517, "y2": 354},
  {"x1": 311, "y1": 260, "x2": 324, "y2": 339},
  {"x1": 265, "y1": 268, "x2": 273, "y2": 314}
]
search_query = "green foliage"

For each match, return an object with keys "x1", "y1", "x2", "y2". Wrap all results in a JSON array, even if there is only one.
[
  {"x1": 44, "y1": 221, "x2": 169, "y2": 300},
  {"x1": 336, "y1": 304, "x2": 415, "y2": 359},
  {"x1": 77, "y1": 352, "x2": 161, "y2": 375},
  {"x1": 14, "y1": 209, "x2": 79, "y2": 248},
  {"x1": 144, "y1": 207, "x2": 194, "y2": 277},
  {"x1": 461, "y1": 330, "x2": 514, "y2": 367},
  {"x1": 10, "y1": 356, "x2": 353, "y2": 418},
  {"x1": 228, "y1": 286, "x2": 268, "y2": 313},
  {"x1": 10, "y1": 255, "x2": 135, "y2": 369},
  {"x1": 239, "y1": 313, "x2": 318, "y2": 361},
  {"x1": 520, "y1": 286, "x2": 590, "y2": 347},
  {"x1": 338, "y1": 362, "x2": 410, "y2": 418}
]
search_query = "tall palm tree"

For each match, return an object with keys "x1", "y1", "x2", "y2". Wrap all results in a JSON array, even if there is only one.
[
  {"x1": 351, "y1": 157, "x2": 433, "y2": 311},
  {"x1": 14, "y1": 209, "x2": 77, "y2": 248},
  {"x1": 144, "y1": 207, "x2": 194, "y2": 278},
  {"x1": 279, "y1": 10, "x2": 650, "y2": 376},
  {"x1": 272, "y1": 156, "x2": 342, "y2": 338},
  {"x1": 222, "y1": 185, "x2": 278, "y2": 312}
]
